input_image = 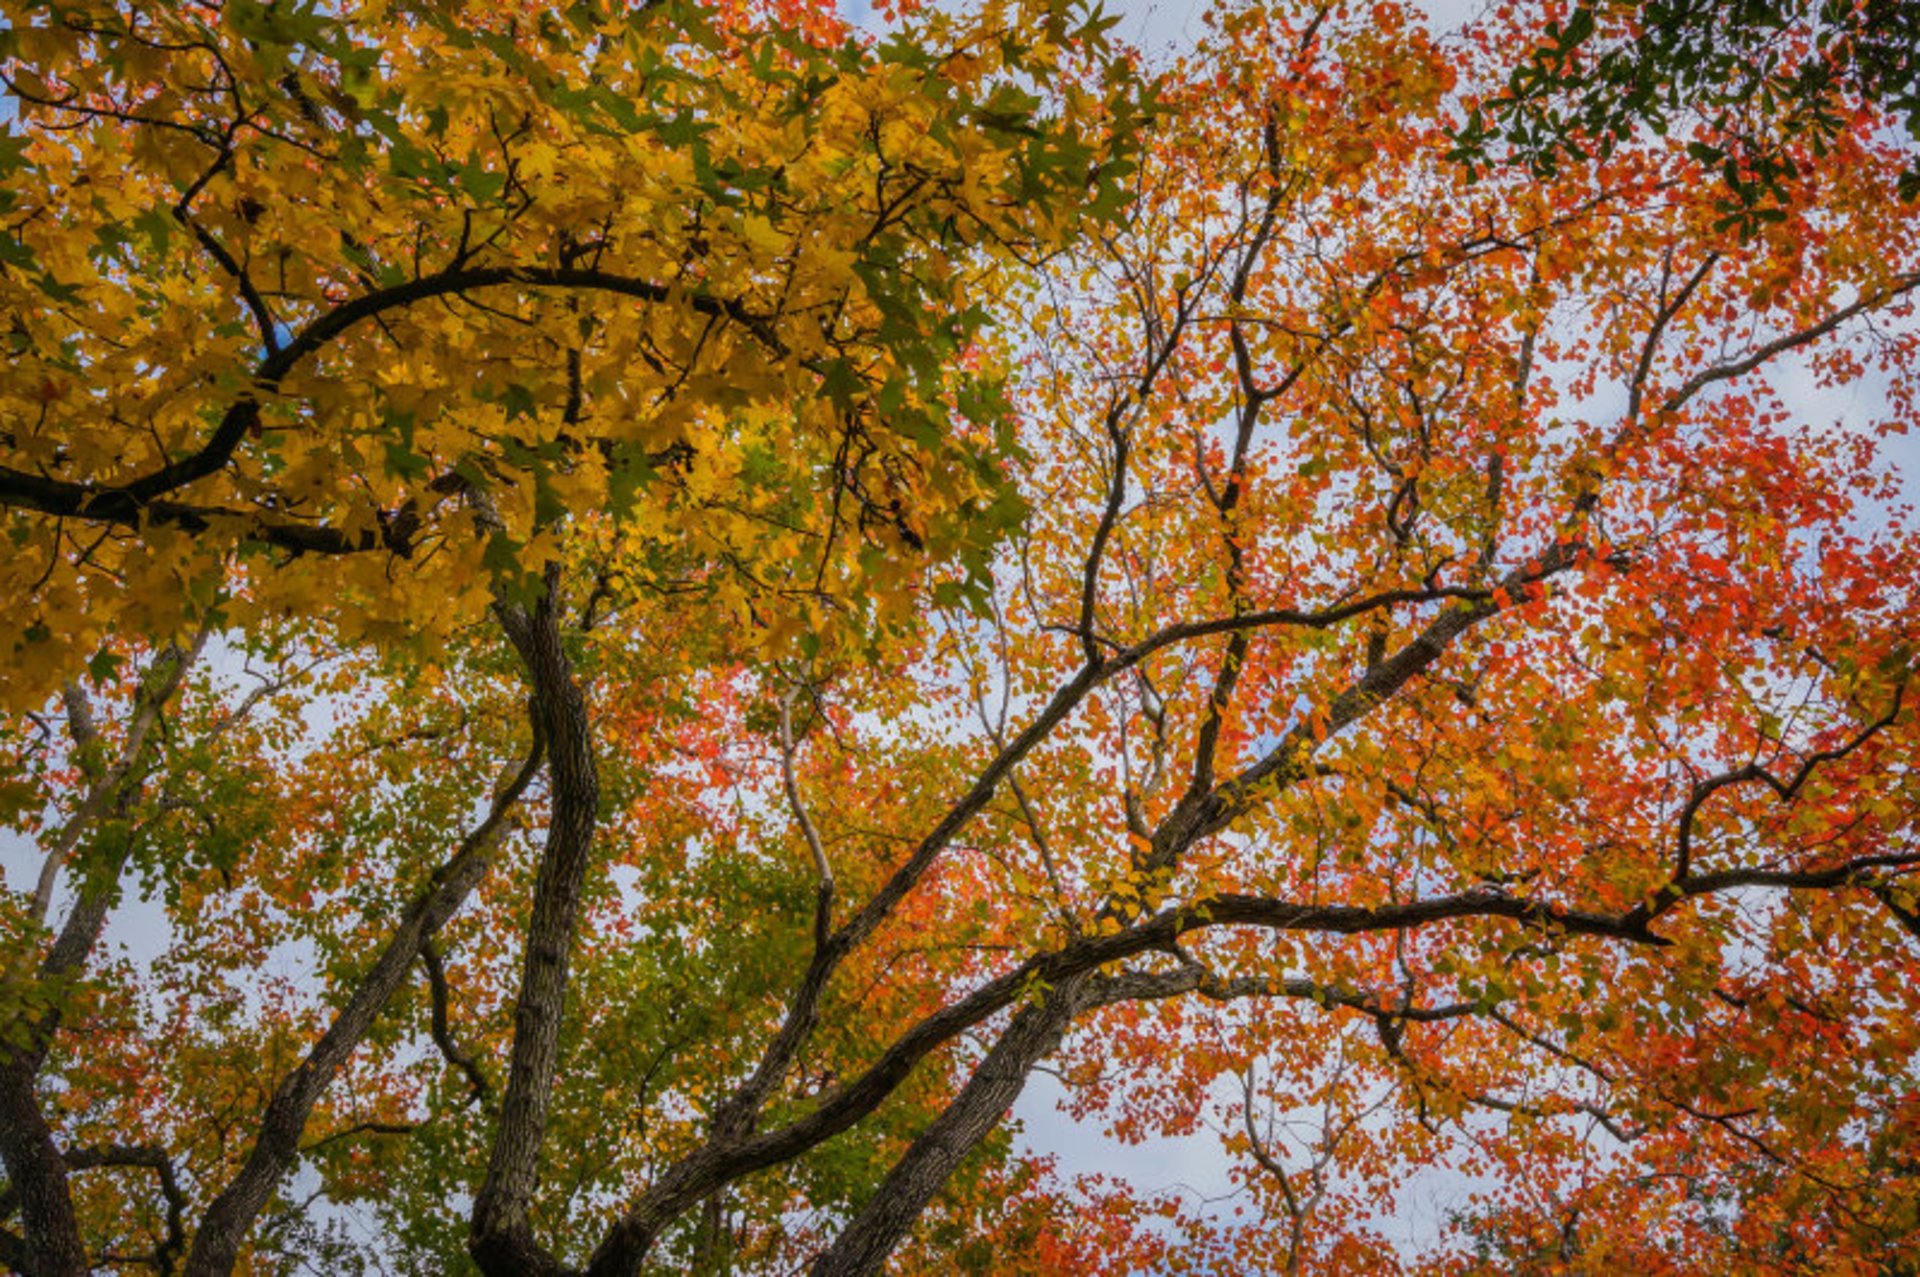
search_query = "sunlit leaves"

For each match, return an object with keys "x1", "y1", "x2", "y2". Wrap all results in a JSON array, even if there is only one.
[{"x1": 0, "y1": 0, "x2": 1147, "y2": 708}]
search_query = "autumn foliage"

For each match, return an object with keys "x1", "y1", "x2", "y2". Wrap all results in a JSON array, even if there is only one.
[{"x1": 3, "y1": 0, "x2": 1919, "y2": 1274}]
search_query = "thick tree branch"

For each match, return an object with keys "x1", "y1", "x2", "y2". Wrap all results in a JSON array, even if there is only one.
[
  {"x1": 1084, "y1": 963, "x2": 1477, "y2": 1022},
  {"x1": 180, "y1": 717, "x2": 543, "y2": 1277},
  {"x1": 582, "y1": 544, "x2": 1590, "y2": 1270},
  {"x1": 64, "y1": 1144, "x2": 187, "y2": 1275},
  {"x1": 806, "y1": 977, "x2": 1089, "y2": 1276},
  {"x1": 470, "y1": 570, "x2": 601, "y2": 1277}
]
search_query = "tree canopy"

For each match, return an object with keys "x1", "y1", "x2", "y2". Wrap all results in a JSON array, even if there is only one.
[
  {"x1": 3, "y1": 0, "x2": 1919, "y2": 1274},
  {"x1": 1454, "y1": 0, "x2": 1920, "y2": 215}
]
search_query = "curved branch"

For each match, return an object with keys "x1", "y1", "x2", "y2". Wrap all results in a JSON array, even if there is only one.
[
  {"x1": 0, "y1": 266, "x2": 783, "y2": 529},
  {"x1": 1670, "y1": 683, "x2": 1906, "y2": 881},
  {"x1": 65, "y1": 1144, "x2": 187, "y2": 1275},
  {"x1": 420, "y1": 938, "x2": 492, "y2": 1109},
  {"x1": 779, "y1": 687, "x2": 834, "y2": 950},
  {"x1": 585, "y1": 553, "x2": 1583, "y2": 1269},
  {"x1": 297, "y1": 1121, "x2": 416, "y2": 1156}
]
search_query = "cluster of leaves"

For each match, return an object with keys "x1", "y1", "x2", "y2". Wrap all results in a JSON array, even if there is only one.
[
  {"x1": 1454, "y1": 0, "x2": 1920, "y2": 221},
  {"x1": 0, "y1": 0, "x2": 1143, "y2": 698},
  {"x1": 4, "y1": 0, "x2": 1920, "y2": 1275}
]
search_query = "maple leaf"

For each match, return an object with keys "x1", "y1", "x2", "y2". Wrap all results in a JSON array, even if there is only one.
[{"x1": 3, "y1": 2, "x2": 1920, "y2": 1275}]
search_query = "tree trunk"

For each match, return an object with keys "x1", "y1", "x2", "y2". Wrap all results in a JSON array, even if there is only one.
[
  {"x1": 810, "y1": 976, "x2": 1088, "y2": 1276},
  {"x1": 471, "y1": 581, "x2": 601, "y2": 1275},
  {"x1": 0, "y1": 1060, "x2": 88, "y2": 1277},
  {"x1": 1, "y1": 777, "x2": 152, "y2": 1276}
]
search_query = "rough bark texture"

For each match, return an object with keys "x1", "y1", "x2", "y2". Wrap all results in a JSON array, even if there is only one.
[
  {"x1": 470, "y1": 580, "x2": 601, "y2": 1276},
  {"x1": 1, "y1": 641, "x2": 203, "y2": 1276},
  {"x1": 810, "y1": 977, "x2": 1088, "y2": 1277},
  {"x1": 0, "y1": 1067, "x2": 88, "y2": 1277},
  {"x1": 2, "y1": 815, "x2": 134, "y2": 1277},
  {"x1": 181, "y1": 732, "x2": 542, "y2": 1277}
]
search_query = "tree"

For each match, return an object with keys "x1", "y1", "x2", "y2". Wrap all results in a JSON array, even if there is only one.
[
  {"x1": 1453, "y1": 0, "x2": 1920, "y2": 215},
  {"x1": 2, "y1": 0, "x2": 1918, "y2": 1273}
]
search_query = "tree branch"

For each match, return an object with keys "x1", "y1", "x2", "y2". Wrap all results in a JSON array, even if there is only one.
[
  {"x1": 65, "y1": 1144, "x2": 187, "y2": 1275},
  {"x1": 1670, "y1": 683, "x2": 1906, "y2": 882},
  {"x1": 181, "y1": 713, "x2": 544, "y2": 1277},
  {"x1": 0, "y1": 267, "x2": 783, "y2": 532},
  {"x1": 421, "y1": 938, "x2": 492, "y2": 1109}
]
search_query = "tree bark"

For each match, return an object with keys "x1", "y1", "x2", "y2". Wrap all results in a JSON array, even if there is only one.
[
  {"x1": 0, "y1": 1065, "x2": 88, "y2": 1277},
  {"x1": 1, "y1": 639, "x2": 204, "y2": 1276},
  {"x1": 809, "y1": 976, "x2": 1088, "y2": 1277},
  {"x1": 181, "y1": 730, "x2": 542, "y2": 1276},
  {"x1": 470, "y1": 576, "x2": 601, "y2": 1276}
]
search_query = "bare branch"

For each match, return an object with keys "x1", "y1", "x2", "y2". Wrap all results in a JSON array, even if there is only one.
[
  {"x1": 779, "y1": 686, "x2": 834, "y2": 949},
  {"x1": 420, "y1": 939, "x2": 491, "y2": 1109}
]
